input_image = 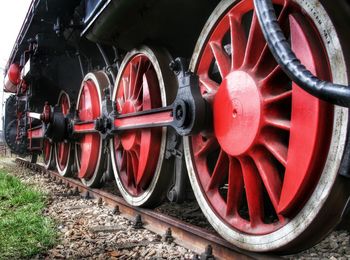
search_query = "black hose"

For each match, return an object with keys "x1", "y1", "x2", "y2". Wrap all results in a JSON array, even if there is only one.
[{"x1": 254, "y1": 0, "x2": 350, "y2": 107}]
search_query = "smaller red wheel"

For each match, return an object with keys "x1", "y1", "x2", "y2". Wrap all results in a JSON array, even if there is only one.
[
  {"x1": 75, "y1": 71, "x2": 110, "y2": 187},
  {"x1": 110, "y1": 46, "x2": 177, "y2": 207},
  {"x1": 42, "y1": 138, "x2": 54, "y2": 169},
  {"x1": 54, "y1": 91, "x2": 74, "y2": 177}
]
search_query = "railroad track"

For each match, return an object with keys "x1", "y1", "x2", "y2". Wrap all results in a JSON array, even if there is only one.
[{"x1": 16, "y1": 157, "x2": 280, "y2": 260}]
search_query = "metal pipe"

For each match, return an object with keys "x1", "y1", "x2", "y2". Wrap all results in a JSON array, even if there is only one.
[
  {"x1": 253, "y1": 0, "x2": 350, "y2": 107},
  {"x1": 76, "y1": 51, "x2": 85, "y2": 79},
  {"x1": 96, "y1": 43, "x2": 116, "y2": 82}
]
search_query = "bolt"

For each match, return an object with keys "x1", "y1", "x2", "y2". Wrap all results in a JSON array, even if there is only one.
[
  {"x1": 133, "y1": 214, "x2": 143, "y2": 229},
  {"x1": 163, "y1": 228, "x2": 174, "y2": 243},
  {"x1": 112, "y1": 205, "x2": 120, "y2": 215},
  {"x1": 74, "y1": 187, "x2": 80, "y2": 196},
  {"x1": 81, "y1": 191, "x2": 91, "y2": 200},
  {"x1": 232, "y1": 108, "x2": 238, "y2": 118},
  {"x1": 176, "y1": 106, "x2": 183, "y2": 120},
  {"x1": 104, "y1": 118, "x2": 112, "y2": 130},
  {"x1": 94, "y1": 118, "x2": 103, "y2": 131},
  {"x1": 200, "y1": 245, "x2": 215, "y2": 260},
  {"x1": 68, "y1": 189, "x2": 74, "y2": 196},
  {"x1": 169, "y1": 61, "x2": 180, "y2": 73}
]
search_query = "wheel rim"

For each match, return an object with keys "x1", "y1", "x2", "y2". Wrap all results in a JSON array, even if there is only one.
[
  {"x1": 76, "y1": 79, "x2": 102, "y2": 180},
  {"x1": 55, "y1": 91, "x2": 71, "y2": 174},
  {"x1": 187, "y1": 0, "x2": 335, "y2": 235},
  {"x1": 113, "y1": 53, "x2": 163, "y2": 196}
]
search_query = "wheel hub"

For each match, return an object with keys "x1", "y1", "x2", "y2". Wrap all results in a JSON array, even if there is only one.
[{"x1": 214, "y1": 71, "x2": 261, "y2": 156}]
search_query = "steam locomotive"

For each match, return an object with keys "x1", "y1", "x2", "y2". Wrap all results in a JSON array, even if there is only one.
[{"x1": 4, "y1": 0, "x2": 350, "y2": 253}]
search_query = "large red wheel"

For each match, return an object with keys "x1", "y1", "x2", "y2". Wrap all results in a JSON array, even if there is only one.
[
  {"x1": 184, "y1": 0, "x2": 350, "y2": 252},
  {"x1": 54, "y1": 91, "x2": 74, "y2": 177},
  {"x1": 75, "y1": 72, "x2": 110, "y2": 187},
  {"x1": 110, "y1": 46, "x2": 177, "y2": 207}
]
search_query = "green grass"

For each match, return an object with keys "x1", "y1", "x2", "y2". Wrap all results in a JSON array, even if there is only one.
[{"x1": 0, "y1": 171, "x2": 57, "y2": 259}]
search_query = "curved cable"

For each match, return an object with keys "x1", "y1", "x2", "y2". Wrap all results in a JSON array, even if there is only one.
[{"x1": 254, "y1": 0, "x2": 350, "y2": 107}]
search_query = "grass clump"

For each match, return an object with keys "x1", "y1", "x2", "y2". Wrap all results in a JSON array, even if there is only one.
[{"x1": 0, "y1": 170, "x2": 56, "y2": 259}]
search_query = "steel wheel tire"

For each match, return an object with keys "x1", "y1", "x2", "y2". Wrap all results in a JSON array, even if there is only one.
[
  {"x1": 75, "y1": 71, "x2": 110, "y2": 187},
  {"x1": 110, "y1": 46, "x2": 177, "y2": 207},
  {"x1": 184, "y1": 0, "x2": 350, "y2": 252},
  {"x1": 55, "y1": 91, "x2": 74, "y2": 177}
]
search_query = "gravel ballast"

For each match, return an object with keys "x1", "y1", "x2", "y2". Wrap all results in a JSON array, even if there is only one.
[
  {"x1": 2, "y1": 156, "x2": 350, "y2": 259},
  {"x1": 1, "y1": 158, "x2": 194, "y2": 259}
]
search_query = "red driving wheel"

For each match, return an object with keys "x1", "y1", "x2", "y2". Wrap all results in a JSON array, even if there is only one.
[
  {"x1": 110, "y1": 46, "x2": 177, "y2": 207},
  {"x1": 75, "y1": 72, "x2": 110, "y2": 187},
  {"x1": 114, "y1": 54, "x2": 162, "y2": 196},
  {"x1": 55, "y1": 91, "x2": 74, "y2": 176},
  {"x1": 184, "y1": 0, "x2": 349, "y2": 252}
]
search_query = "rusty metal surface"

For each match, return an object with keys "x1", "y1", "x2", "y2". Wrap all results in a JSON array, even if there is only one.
[{"x1": 16, "y1": 158, "x2": 281, "y2": 260}]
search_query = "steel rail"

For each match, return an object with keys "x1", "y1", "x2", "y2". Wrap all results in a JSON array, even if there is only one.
[{"x1": 16, "y1": 158, "x2": 281, "y2": 260}]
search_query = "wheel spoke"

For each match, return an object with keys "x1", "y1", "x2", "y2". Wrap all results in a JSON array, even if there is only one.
[
  {"x1": 261, "y1": 65, "x2": 283, "y2": 86},
  {"x1": 243, "y1": 12, "x2": 265, "y2": 68},
  {"x1": 139, "y1": 74, "x2": 149, "y2": 111},
  {"x1": 209, "y1": 42, "x2": 231, "y2": 78},
  {"x1": 126, "y1": 152, "x2": 135, "y2": 186},
  {"x1": 120, "y1": 150, "x2": 127, "y2": 171},
  {"x1": 194, "y1": 137, "x2": 219, "y2": 157},
  {"x1": 229, "y1": 14, "x2": 247, "y2": 70},
  {"x1": 114, "y1": 137, "x2": 122, "y2": 150},
  {"x1": 116, "y1": 98, "x2": 124, "y2": 112},
  {"x1": 250, "y1": 151, "x2": 282, "y2": 212},
  {"x1": 279, "y1": 0, "x2": 291, "y2": 25},
  {"x1": 130, "y1": 150, "x2": 139, "y2": 185},
  {"x1": 226, "y1": 157, "x2": 244, "y2": 216},
  {"x1": 240, "y1": 157, "x2": 264, "y2": 226},
  {"x1": 122, "y1": 77, "x2": 130, "y2": 100},
  {"x1": 136, "y1": 130, "x2": 152, "y2": 185},
  {"x1": 206, "y1": 150, "x2": 229, "y2": 191},
  {"x1": 129, "y1": 62, "x2": 138, "y2": 100},
  {"x1": 200, "y1": 77, "x2": 219, "y2": 94},
  {"x1": 265, "y1": 118, "x2": 291, "y2": 131},
  {"x1": 261, "y1": 137, "x2": 288, "y2": 167},
  {"x1": 132, "y1": 57, "x2": 144, "y2": 100},
  {"x1": 264, "y1": 90, "x2": 292, "y2": 105}
]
